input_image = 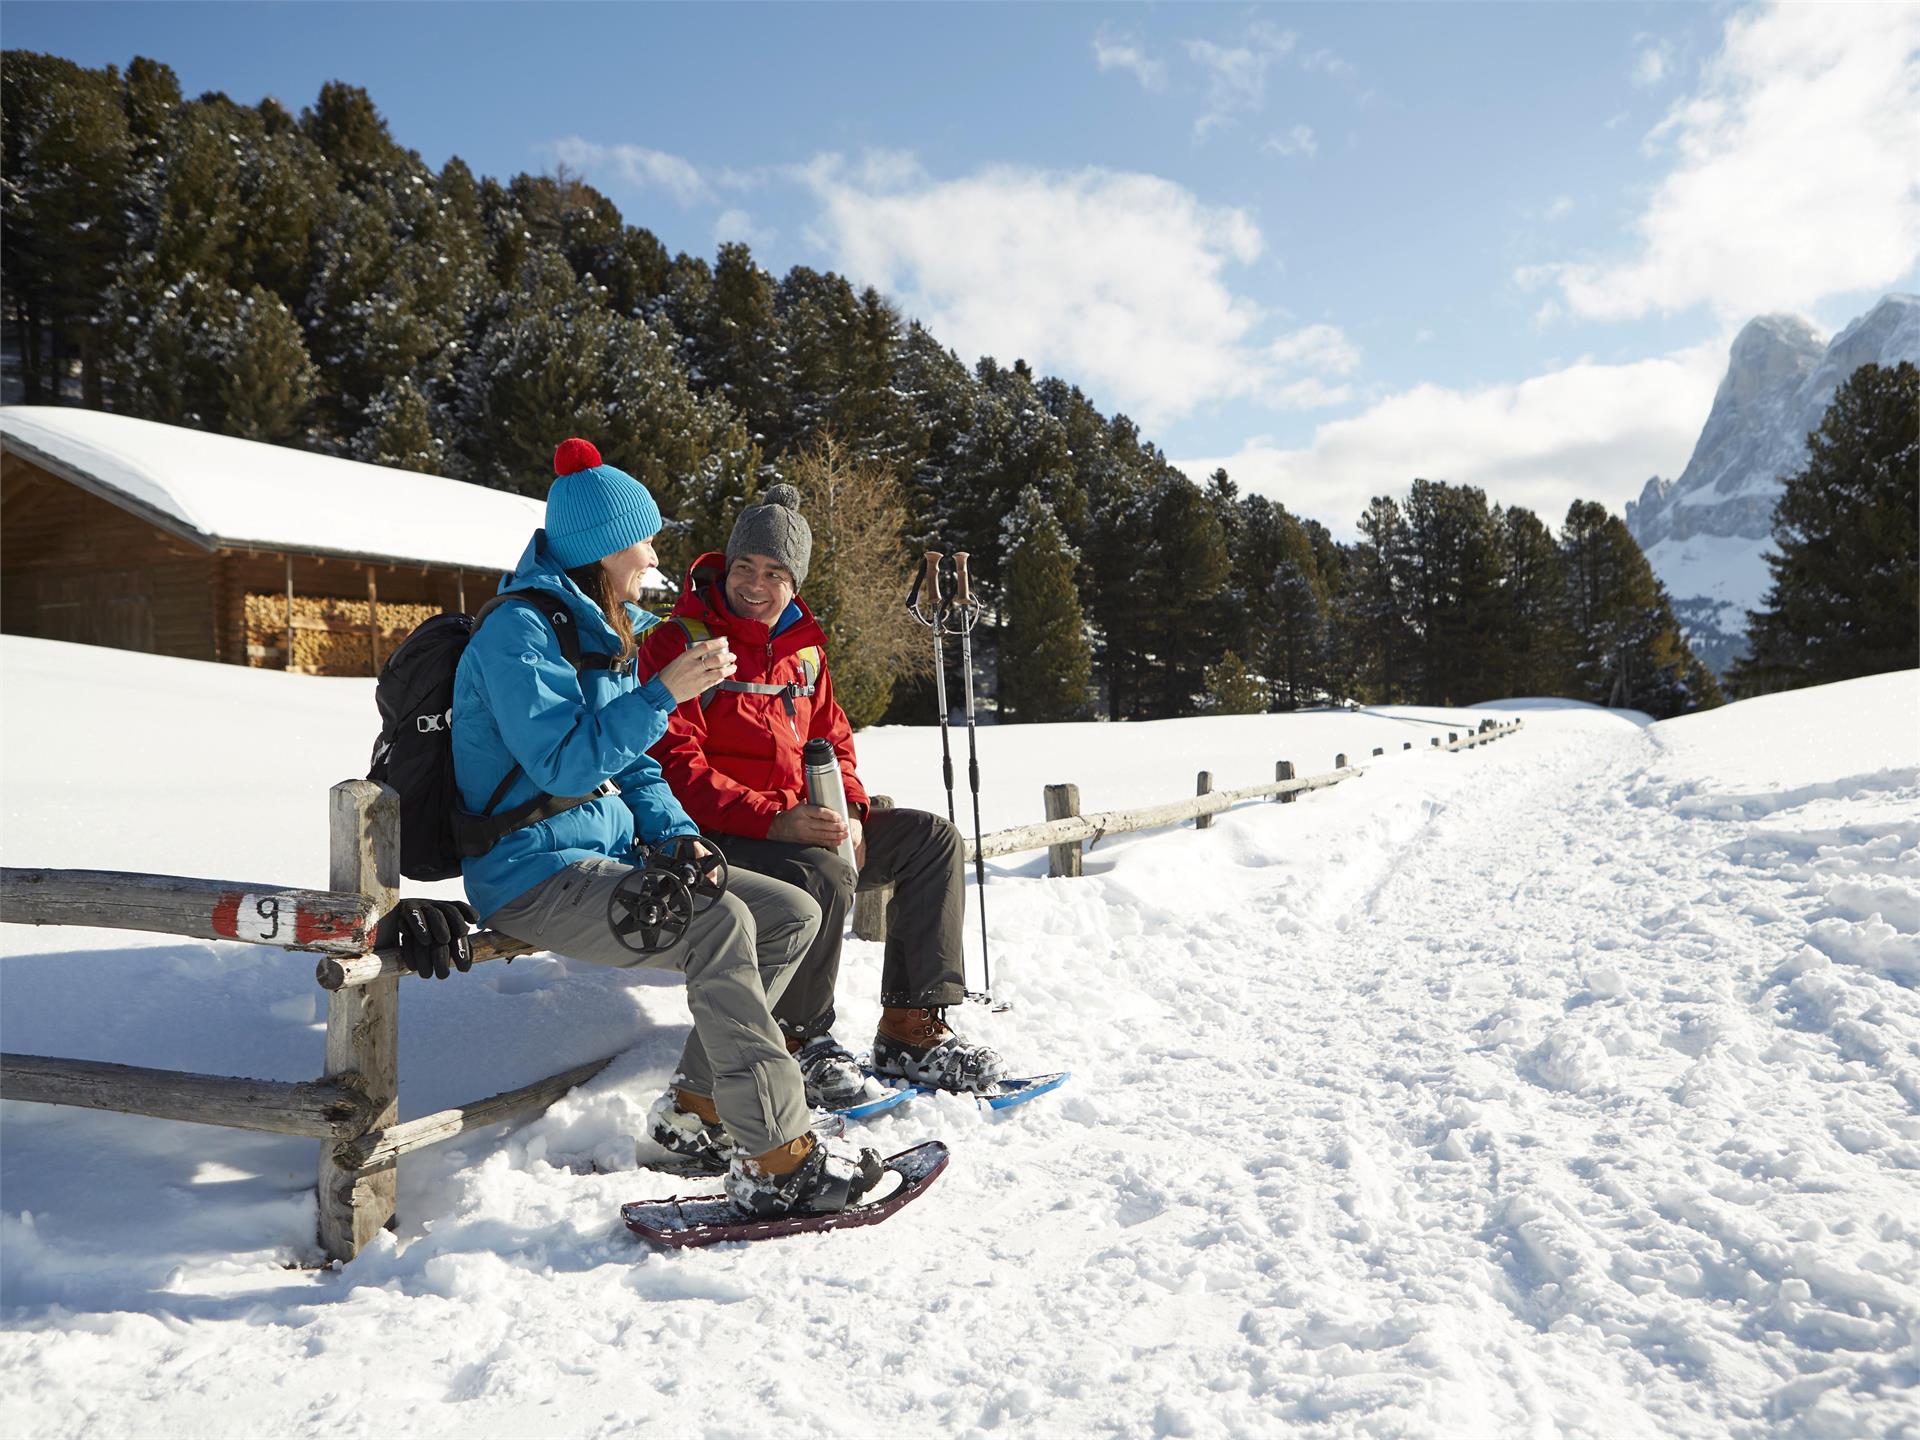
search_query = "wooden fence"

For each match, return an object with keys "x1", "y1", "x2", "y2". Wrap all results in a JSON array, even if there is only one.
[{"x1": 0, "y1": 718, "x2": 1520, "y2": 1261}]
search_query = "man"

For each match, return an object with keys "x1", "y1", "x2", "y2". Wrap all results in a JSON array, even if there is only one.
[{"x1": 638, "y1": 483, "x2": 1004, "y2": 1109}]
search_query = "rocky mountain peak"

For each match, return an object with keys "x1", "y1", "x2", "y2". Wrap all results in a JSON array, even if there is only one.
[{"x1": 1625, "y1": 292, "x2": 1920, "y2": 676}]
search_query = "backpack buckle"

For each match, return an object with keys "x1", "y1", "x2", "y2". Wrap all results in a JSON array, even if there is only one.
[{"x1": 416, "y1": 711, "x2": 450, "y2": 733}]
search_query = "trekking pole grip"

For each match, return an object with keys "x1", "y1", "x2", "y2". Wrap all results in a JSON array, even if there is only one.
[{"x1": 952, "y1": 552, "x2": 971, "y2": 607}]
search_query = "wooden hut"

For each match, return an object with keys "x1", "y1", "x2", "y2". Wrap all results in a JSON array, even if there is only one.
[{"x1": 1, "y1": 408, "x2": 671, "y2": 675}]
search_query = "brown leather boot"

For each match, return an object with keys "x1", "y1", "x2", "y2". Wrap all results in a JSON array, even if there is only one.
[
  {"x1": 674, "y1": 1088, "x2": 721, "y2": 1125},
  {"x1": 746, "y1": 1131, "x2": 816, "y2": 1178},
  {"x1": 872, "y1": 1005, "x2": 1005, "y2": 1093},
  {"x1": 876, "y1": 1005, "x2": 951, "y2": 1055}
]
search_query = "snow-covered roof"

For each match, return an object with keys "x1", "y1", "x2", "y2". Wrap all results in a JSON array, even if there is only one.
[{"x1": 0, "y1": 406, "x2": 665, "y2": 589}]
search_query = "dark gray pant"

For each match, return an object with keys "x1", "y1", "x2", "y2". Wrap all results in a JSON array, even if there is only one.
[
  {"x1": 487, "y1": 857, "x2": 817, "y2": 1155},
  {"x1": 709, "y1": 806, "x2": 967, "y2": 1042}
]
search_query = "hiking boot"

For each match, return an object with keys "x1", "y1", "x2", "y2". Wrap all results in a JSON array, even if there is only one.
[
  {"x1": 643, "y1": 1087, "x2": 731, "y2": 1174},
  {"x1": 724, "y1": 1131, "x2": 885, "y2": 1218},
  {"x1": 871, "y1": 1006, "x2": 1005, "y2": 1093},
  {"x1": 791, "y1": 1034, "x2": 882, "y2": 1110}
]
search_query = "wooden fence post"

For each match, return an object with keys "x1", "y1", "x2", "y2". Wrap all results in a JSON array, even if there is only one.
[
  {"x1": 1432, "y1": 737, "x2": 1441, "y2": 748},
  {"x1": 1372, "y1": 747, "x2": 1384, "y2": 757},
  {"x1": 1043, "y1": 784, "x2": 1082, "y2": 877},
  {"x1": 318, "y1": 779, "x2": 400, "y2": 1263},
  {"x1": 1194, "y1": 772, "x2": 1213, "y2": 829},
  {"x1": 1276, "y1": 760, "x2": 1295, "y2": 803},
  {"x1": 850, "y1": 795, "x2": 893, "y2": 941},
  {"x1": 1335, "y1": 753, "x2": 1348, "y2": 770}
]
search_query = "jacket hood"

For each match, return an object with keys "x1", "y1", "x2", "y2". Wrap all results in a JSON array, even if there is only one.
[{"x1": 501, "y1": 529, "x2": 656, "y2": 653}]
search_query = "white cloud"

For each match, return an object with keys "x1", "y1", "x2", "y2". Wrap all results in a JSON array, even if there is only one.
[
  {"x1": 1268, "y1": 323, "x2": 1359, "y2": 375},
  {"x1": 1186, "y1": 22, "x2": 1297, "y2": 138},
  {"x1": 1544, "y1": 195, "x2": 1575, "y2": 222},
  {"x1": 1299, "y1": 46, "x2": 1357, "y2": 81},
  {"x1": 1176, "y1": 340, "x2": 1727, "y2": 536},
  {"x1": 1093, "y1": 29, "x2": 1167, "y2": 92},
  {"x1": 1264, "y1": 125, "x2": 1318, "y2": 159},
  {"x1": 797, "y1": 154, "x2": 1356, "y2": 427},
  {"x1": 1527, "y1": 1, "x2": 1920, "y2": 321},
  {"x1": 714, "y1": 209, "x2": 777, "y2": 251},
  {"x1": 543, "y1": 137, "x2": 712, "y2": 207},
  {"x1": 1632, "y1": 39, "x2": 1672, "y2": 88}
]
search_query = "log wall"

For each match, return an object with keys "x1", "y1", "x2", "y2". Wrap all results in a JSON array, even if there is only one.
[{"x1": 0, "y1": 456, "x2": 217, "y2": 659}]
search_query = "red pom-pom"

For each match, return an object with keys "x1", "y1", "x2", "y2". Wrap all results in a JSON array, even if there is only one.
[{"x1": 553, "y1": 437, "x2": 602, "y2": 476}]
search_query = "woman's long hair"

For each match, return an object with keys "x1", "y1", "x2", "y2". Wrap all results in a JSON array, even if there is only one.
[{"x1": 565, "y1": 561, "x2": 639, "y2": 668}]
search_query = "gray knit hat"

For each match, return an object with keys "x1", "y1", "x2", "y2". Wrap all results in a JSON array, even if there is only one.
[{"x1": 725, "y1": 483, "x2": 812, "y2": 589}]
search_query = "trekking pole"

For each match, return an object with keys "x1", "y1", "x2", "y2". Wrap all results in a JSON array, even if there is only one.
[
  {"x1": 949, "y1": 552, "x2": 1001, "y2": 1010},
  {"x1": 905, "y1": 550, "x2": 957, "y2": 825}
]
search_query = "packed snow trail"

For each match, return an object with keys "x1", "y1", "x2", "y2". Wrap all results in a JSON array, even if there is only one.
[{"x1": 1, "y1": 641, "x2": 1915, "y2": 1438}]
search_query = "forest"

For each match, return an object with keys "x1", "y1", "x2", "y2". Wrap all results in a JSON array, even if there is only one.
[{"x1": 2, "y1": 53, "x2": 1737, "y2": 723}]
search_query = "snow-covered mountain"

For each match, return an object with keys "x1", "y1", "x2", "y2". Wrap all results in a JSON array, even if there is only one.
[{"x1": 1627, "y1": 293, "x2": 1920, "y2": 673}]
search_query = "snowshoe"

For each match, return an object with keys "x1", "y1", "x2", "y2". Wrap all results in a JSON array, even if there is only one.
[
  {"x1": 871, "y1": 1006, "x2": 1006, "y2": 1093},
  {"x1": 623, "y1": 1141, "x2": 950, "y2": 1248},
  {"x1": 724, "y1": 1132, "x2": 885, "y2": 1219}
]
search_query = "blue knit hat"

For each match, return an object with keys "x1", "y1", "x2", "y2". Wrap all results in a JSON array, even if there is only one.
[{"x1": 543, "y1": 438, "x2": 663, "y2": 569}]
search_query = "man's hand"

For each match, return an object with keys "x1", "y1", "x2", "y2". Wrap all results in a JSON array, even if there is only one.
[
  {"x1": 657, "y1": 638, "x2": 736, "y2": 703},
  {"x1": 393, "y1": 898, "x2": 477, "y2": 980},
  {"x1": 767, "y1": 804, "x2": 850, "y2": 849},
  {"x1": 848, "y1": 812, "x2": 866, "y2": 871}
]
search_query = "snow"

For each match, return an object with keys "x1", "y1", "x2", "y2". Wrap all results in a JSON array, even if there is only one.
[
  {"x1": 2, "y1": 407, "x2": 657, "y2": 590},
  {"x1": 3, "y1": 634, "x2": 1918, "y2": 1438},
  {"x1": 1643, "y1": 531, "x2": 1775, "y2": 618}
]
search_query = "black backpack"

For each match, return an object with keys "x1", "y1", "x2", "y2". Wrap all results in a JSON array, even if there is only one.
[{"x1": 369, "y1": 589, "x2": 624, "y2": 881}]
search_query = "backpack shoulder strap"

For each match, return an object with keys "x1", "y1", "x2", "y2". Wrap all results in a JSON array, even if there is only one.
[
  {"x1": 670, "y1": 615, "x2": 712, "y2": 646},
  {"x1": 477, "y1": 589, "x2": 617, "y2": 673}
]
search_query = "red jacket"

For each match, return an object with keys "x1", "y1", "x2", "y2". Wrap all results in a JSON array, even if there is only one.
[{"x1": 637, "y1": 552, "x2": 868, "y2": 840}]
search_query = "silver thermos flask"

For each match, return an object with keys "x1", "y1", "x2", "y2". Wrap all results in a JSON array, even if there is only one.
[{"x1": 802, "y1": 738, "x2": 859, "y2": 869}]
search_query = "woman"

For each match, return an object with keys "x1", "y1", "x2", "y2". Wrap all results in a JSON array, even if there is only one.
[{"x1": 451, "y1": 437, "x2": 881, "y2": 1217}]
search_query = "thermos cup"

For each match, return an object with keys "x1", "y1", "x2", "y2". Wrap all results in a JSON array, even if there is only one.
[{"x1": 802, "y1": 737, "x2": 859, "y2": 869}]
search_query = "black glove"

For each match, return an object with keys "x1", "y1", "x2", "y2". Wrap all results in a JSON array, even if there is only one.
[{"x1": 394, "y1": 898, "x2": 477, "y2": 980}]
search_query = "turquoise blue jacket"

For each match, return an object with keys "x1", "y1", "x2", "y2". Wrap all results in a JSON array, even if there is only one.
[{"x1": 452, "y1": 530, "x2": 697, "y2": 921}]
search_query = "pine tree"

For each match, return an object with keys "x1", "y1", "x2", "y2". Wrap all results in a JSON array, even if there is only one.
[
  {"x1": 0, "y1": 51, "x2": 132, "y2": 404},
  {"x1": 1401, "y1": 479, "x2": 1503, "y2": 704},
  {"x1": 1492, "y1": 505, "x2": 1573, "y2": 697},
  {"x1": 1136, "y1": 473, "x2": 1231, "y2": 717},
  {"x1": 1203, "y1": 651, "x2": 1269, "y2": 714},
  {"x1": 1223, "y1": 492, "x2": 1288, "y2": 669},
  {"x1": 101, "y1": 270, "x2": 238, "y2": 428},
  {"x1": 1560, "y1": 500, "x2": 1720, "y2": 716},
  {"x1": 1731, "y1": 361, "x2": 1919, "y2": 696},
  {"x1": 1266, "y1": 509, "x2": 1329, "y2": 708},
  {"x1": 1346, "y1": 496, "x2": 1413, "y2": 702},
  {"x1": 999, "y1": 487, "x2": 1092, "y2": 722},
  {"x1": 686, "y1": 242, "x2": 788, "y2": 455},
  {"x1": 352, "y1": 375, "x2": 445, "y2": 472},
  {"x1": 219, "y1": 285, "x2": 317, "y2": 442}
]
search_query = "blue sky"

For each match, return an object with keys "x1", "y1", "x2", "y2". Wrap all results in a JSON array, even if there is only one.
[{"x1": 9, "y1": 1, "x2": 1918, "y2": 534}]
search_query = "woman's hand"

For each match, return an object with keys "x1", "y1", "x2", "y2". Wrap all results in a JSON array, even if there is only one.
[{"x1": 657, "y1": 638, "x2": 736, "y2": 703}]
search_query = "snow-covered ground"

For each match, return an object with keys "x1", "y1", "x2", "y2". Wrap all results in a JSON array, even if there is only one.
[{"x1": 2, "y1": 634, "x2": 1916, "y2": 1439}]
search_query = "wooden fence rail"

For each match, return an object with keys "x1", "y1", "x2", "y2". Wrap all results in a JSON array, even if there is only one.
[{"x1": 0, "y1": 717, "x2": 1521, "y2": 1260}]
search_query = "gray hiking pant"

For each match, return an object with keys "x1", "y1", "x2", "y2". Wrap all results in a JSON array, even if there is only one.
[
  {"x1": 709, "y1": 805, "x2": 968, "y2": 1043},
  {"x1": 487, "y1": 857, "x2": 817, "y2": 1156}
]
